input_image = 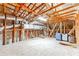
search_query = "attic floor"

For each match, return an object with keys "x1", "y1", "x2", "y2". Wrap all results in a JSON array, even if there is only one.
[{"x1": 0, "y1": 37, "x2": 79, "y2": 56}]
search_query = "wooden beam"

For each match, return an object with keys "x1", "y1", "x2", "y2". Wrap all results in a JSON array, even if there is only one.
[
  {"x1": 45, "y1": 3, "x2": 51, "y2": 9},
  {"x1": 18, "y1": 10, "x2": 25, "y2": 17},
  {"x1": 20, "y1": 3, "x2": 33, "y2": 18},
  {"x1": 29, "y1": 3, "x2": 65, "y2": 22},
  {"x1": 24, "y1": 3, "x2": 45, "y2": 19},
  {"x1": 49, "y1": 23, "x2": 58, "y2": 36},
  {"x1": 60, "y1": 22, "x2": 63, "y2": 33},
  {"x1": 58, "y1": 10, "x2": 76, "y2": 16},
  {"x1": 75, "y1": 14, "x2": 79, "y2": 44},
  {"x1": 31, "y1": 3, "x2": 37, "y2": 10},
  {"x1": 39, "y1": 3, "x2": 65, "y2": 15},
  {"x1": 19, "y1": 21, "x2": 22, "y2": 41},
  {"x1": 1, "y1": 3, "x2": 24, "y2": 19},
  {"x1": 2, "y1": 14, "x2": 6, "y2": 45},
  {"x1": 63, "y1": 22, "x2": 66, "y2": 34},
  {"x1": 63, "y1": 13, "x2": 76, "y2": 16},
  {"x1": 28, "y1": 4, "x2": 46, "y2": 20},
  {"x1": 27, "y1": 3, "x2": 32, "y2": 8},
  {"x1": 2, "y1": 4, "x2": 6, "y2": 45},
  {"x1": 33, "y1": 3, "x2": 45, "y2": 11},
  {"x1": 12, "y1": 20, "x2": 15, "y2": 43},
  {"x1": 18, "y1": 3, "x2": 35, "y2": 14},
  {"x1": 24, "y1": 3, "x2": 37, "y2": 18},
  {"x1": 50, "y1": 4, "x2": 79, "y2": 16},
  {"x1": 37, "y1": 4, "x2": 46, "y2": 14},
  {"x1": 68, "y1": 26, "x2": 75, "y2": 35}
]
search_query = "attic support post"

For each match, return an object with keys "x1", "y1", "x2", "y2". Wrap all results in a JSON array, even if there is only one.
[
  {"x1": 3, "y1": 14, "x2": 6, "y2": 45},
  {"x1": 60, "y1": 22, "x2": 62, "y2": 34},
  {"x1": 75, "y1": 14, "x2": 79, "y2": 44},
  {"x1": 19, "y1": 21, "x2": 22, "y2": 41},
  {"x1": 12, "y1": 20, "x2": 15, "y2": 43}
]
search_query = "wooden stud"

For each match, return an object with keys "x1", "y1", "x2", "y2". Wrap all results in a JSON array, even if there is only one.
[
  {"x1": 24, "y1": 3, "x2": 45, "y2": 19},
  {"x1": 75, "y1": 14, "x2": 79, "y2": 44},
  {"x1": 60, "y1": 22, "x2": 62, "y2": 33},
  {"x1": 58, "y1": 10, "x2": 76, "y2": 16},
  {"x1": 50, "y1": 4, "x2": 79, "y2": 16},
  {"x1": 2, "y1": 4, "x2": 6, "y2": 45},
  {"x1": 2, "y1": 14, "x2": 6, "y2": 45},
  {"x1": 19, "y1": 21, "x2": 22, "y2": 41},
  {"x1": 64, "y1": 22, "x2": 66, "y2": 34},
  {"x1": 28, "y1": 4, "x2": 46, "y2": 20},
  {"x1": 49, "y1": 23, "x2": 58, "y2": 37},
  {"x1": 39, "y1": 3, "x2": 65, "y2": 15},
  {"x1": 12, "y1": 20, "x2": 15, "y2": 43},
  {"x1": 29, "y1": 3, "x2": 65, "y2": 22}
]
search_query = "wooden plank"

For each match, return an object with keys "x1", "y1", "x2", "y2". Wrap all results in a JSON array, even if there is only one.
[
  {"x1": 60, "y1": 22, "x2": 62, "y2": 33},
  {"x1": 58, "y1": 10, "x2": 76, "y2": 16},
  {"x1": 31, "y1": 3, "x2": 37, "y2": 10},
  {"x1": 0, "y1": 4, "x2": 24, "y2": 19},
  {"x1": 2, "y1": 13, "x2": 6, "y2": 45},
  {"x1": 23, "y1": 3, "x2": 37, "y2": 18},
  {"x1": 19, "y1": 22, "x2": 22, "y2": 41},
  {"x1": 37, "y1": 4, "x2": 46, "y2": 14},
  {"x1": 27, "y1": 4, "x2": 46, "y2": 20},
  {"x1": 59, "y1": 41, "x2": 76, "y2": 48},
  {"x1": 39, "y1": 3, "x2": 65, "y2": 15},
  {"x1": 68, "y1": 26, "x2": 75, "y2": 35},
  {"x1": 29, "y1": 3, "x2": 65, "y2": 22},
  {"x1": 24, "y1": 3, "x2": 45, "y2": 19},
  {"x1": 12, "y1": 20, "x2": 15, "y2": 43},
  {"x1": 18, "y1": 3, "x2": 35, "y2": 14},
  {"x1": 50, "y1": 4, "x2": 79, "y2": 15},
  {"x1": 3, "y1": 19, "x2": 6, "y2": 45},
  {"x1": 49, "y1": 23, "x2": 58, "y2": 36},
  {"x1": 75, "y1": 14, "x2": 79, "y2": 44},
  {"x1": 4, "y1": 3, "x2": 36, "y2": 19},
  {"x1": 47, "y1": 10, "x2": 76, "y2": 17},
  {"x1": 21, "y1": 3, "x2": 33, "y2": 18},
  {"x1": 27, "y1": 3, "x2": 32, "y2": 8},
  {"x1": 64, "y1": 22, "x2": 66, "y2": 34}
]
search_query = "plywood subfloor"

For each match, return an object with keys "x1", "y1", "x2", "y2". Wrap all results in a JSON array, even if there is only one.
[{"x1": 0, "y1": 37, "x2": 79, "y2": 56}]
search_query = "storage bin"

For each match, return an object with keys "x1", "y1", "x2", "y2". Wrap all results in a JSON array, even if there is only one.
[
  {"x1": 68, "y1": 35, "x2": 75, "y2": 43},
  {"x1": 55, "y1": 33, "x2": 62, "y2": 41},
  {"x1": 62, "y1": 34, "x2": 68, "y2": 42}
]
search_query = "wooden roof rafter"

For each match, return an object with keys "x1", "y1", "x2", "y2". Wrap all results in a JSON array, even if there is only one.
[
  {"x1": 47, "y1": 9, "x2": 77, "y2": 17},
  {"x1": 2, "y1": 3, "x2": 36, "y2": 20},
  {"x1": 27, "y1": 3, "x2": 32, "y2": 8},
  {"x1": 31, "y1": 3, "x2": 37, "y2": 10},
  {"x1": 0, "y1": 3, "x2": 23, "y2": 19},
  {"x1": 27, "y1": 4, "x2": 46, "y2": 20},
  {"x1": 18, "y1": 3, "x2": 36, "y2": 14},
  {"x1": 36, "y1": 4, "x2": 46, "y2": 14},
  {"x1": 49, "y1": 4, "x2": 79, "y2": 16},
  {"x1": 23, "y1": 3, "x2": 37, "y2": 18},
  {"x1": 28, "y1": 3, "x2": 65, "y2": 22},
  {"x1": 58, "y1": 10, "x2": 77, "y2": 16},
  {"x1": 63, "y1": 13, "x2": 76, "y2": 16},
  {"x1": 18, "y1": 3, "x2": 33, "y2": 17},
  {"x1": 44, "y1": 3, "x2": 51, "y2": 9},
  {"x1": 24, "y1": 3, "x2": 45, "y2": 20},
  {"x1": 48, "y1": 15, "x2": 75, "y2": 24},
  {"x1": 39, "y1": 3, "x2": 65, "y2": 15},
  {"x1": 0, "y1": 4, "x2": 26, "y2": 21}
]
